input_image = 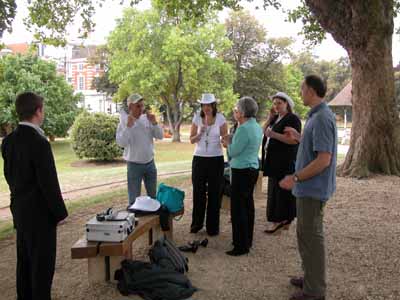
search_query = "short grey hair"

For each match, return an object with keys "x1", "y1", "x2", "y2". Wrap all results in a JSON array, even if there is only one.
[{"x1": 236, "y1": 96, "x2": 258, "y2": 118}]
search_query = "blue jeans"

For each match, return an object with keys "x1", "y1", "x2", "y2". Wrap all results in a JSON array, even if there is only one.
[{"x1": 127, "y1": 160, "x2": 157, "y2": 204}]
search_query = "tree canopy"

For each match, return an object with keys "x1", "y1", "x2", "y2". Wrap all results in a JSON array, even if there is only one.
[
  {"x1": 223, "y1": 10, "x2": 294, "y2": 118},
  {"x1": 3, "y1": 0, "x2": 400, "y2": 176},
  {"x1": 107, "y1": 8, "x2": 235, "y2": 141},
  {"x1": 291, "y1": 51, "x2": 351, "y2": 101},
  {"x1": 0, "y1": 54, "x2": 80, "y2": 138}
]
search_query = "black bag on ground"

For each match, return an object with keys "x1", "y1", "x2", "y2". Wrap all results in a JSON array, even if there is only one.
[
  {"x1": 115, "y1": 260, "x2": 196, "y2": 300},
  {"x1": 148, "y1": 236, "x2": 189, "y2": 273}
]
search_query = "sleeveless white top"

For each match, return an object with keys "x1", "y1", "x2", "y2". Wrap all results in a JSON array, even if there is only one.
[{"x1": 192, "y1": 112, "x2": 226, "y2": 157}]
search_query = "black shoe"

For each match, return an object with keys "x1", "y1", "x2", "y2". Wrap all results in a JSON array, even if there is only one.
[
  {"x1": 194, "y1": 238, "x2": 208, "y2": 248},
  {"x1": 190, "y1": 226, "x2": 202, "y2": 233},
  {"x1": 189, "y1": 238, "x2": 208, "y2": 248},
  {"x1": 264, "y1": 222, "x2": 285, "y2": 234},
  {"x1": 290, "y1": 291, "x2": 325, "y2": 300},
  {"x1": 225, "y1": 248, "x2": 249, "y2": 256},
  {"x1": 207, "y1": 231, "x2": 219, "y2": 237},
  {"x1": 178, "y1": 244, "x2": 198, "y2": 253},
  {"x1": 290, "y1": 276, "x2": 304, "y2": 288}
]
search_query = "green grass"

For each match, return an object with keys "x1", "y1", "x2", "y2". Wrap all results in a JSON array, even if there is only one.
[
  {"x1": 0, "y1": 220, "x2": 14, "y2": 240},
  {"x1": 51, "y1": 140, "x2": 79, "y2": 172},
  {"x1": 0, "y1": 175, "x2": 190, "y2": 240},
  {"x1": 0, "y1": 139, "x2": 195, "y2": 207},
  {"x1": 0, "y1": 136, "x2": 347, "y2": 208}
]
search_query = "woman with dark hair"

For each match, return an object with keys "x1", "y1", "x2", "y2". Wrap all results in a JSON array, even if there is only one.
[
  {"x1": 262, "y1": 92, "x2": 302, "y2": 234},
  {"x1": 189, "y1": 93, "x2": 227, "y2": 236}
]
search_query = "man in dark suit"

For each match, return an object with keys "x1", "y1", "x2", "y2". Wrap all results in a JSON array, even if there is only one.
[{"x1": 1, "y1": 92, "x2": 68, "y2": 300}]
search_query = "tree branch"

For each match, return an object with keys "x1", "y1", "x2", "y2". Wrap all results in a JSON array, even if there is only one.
[{"x1": 304, "y1": 0, "x2": 353, "y2": 48}]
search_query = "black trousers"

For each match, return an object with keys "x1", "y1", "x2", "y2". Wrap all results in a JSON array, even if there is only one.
[
  {"x1": 267, "y1": 176, "x2": 297, "y2": 223},
  {"x1": 16, "y1": 225, "x2": 57, "y2": 300},
  {"x1": 231, "y1": 167, "x2": 259, "y2": 251},
  {"x1": 191, "y1": 155, "x2": 224, "y2": 234}
]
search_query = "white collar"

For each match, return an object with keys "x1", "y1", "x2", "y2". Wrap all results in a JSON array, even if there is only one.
[{"x1": 19, "y1": 122, "x2": 46, "y2": 137}]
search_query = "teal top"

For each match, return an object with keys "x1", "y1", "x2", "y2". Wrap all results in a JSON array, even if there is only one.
[{"x1": 228, "y1": 118, "x2": 262, "y2": 169}]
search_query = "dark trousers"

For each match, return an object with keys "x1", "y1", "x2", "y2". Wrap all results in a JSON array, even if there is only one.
[
  {"x1": 230, "y1": 167, "x2": 259, "y2": 251},
  {"x1": 267, "y1": 176, "x2": 297, "y2": 223},
  {"x1": 16, "y1": 225, "x2": 57, "y2": 300},
  {"x1": 297, "y1": 197, "x2": 326, "y2": 296},
  {"x1": 191, "y1": 155, "x2": 224, "y2": 234}
]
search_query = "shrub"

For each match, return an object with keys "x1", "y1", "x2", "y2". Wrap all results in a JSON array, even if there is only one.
[{"x1": 70, "y1": 112, "x2": 123, "y2": 161}]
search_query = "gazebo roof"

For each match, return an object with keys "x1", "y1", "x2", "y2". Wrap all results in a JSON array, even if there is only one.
[{"x1": 328, "y1": 81, "x2": 352, "y2": 107}]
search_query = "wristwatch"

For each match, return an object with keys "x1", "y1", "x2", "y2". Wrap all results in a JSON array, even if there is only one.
[{"x1": 293, "y1": 174, "x2": 300, "y2": 183}]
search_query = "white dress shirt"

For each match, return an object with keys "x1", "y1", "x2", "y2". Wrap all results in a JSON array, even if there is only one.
[{"x1": 19, "y1": 122, "x2": 46, "y2": 137}]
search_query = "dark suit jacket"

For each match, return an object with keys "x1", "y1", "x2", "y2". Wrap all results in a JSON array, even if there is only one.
[{"x1": 1, "y1": 125, "x2": 68, "y2": 230}]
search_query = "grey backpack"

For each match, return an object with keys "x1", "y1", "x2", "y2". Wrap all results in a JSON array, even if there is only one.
[{"x1": 148, "y1": 236, "x2": 189, "y2": 273}]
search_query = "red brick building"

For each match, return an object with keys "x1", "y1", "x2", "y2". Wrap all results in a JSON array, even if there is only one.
[{"x1": 66, "y1": 45, "x2": 103, "y2": 91}]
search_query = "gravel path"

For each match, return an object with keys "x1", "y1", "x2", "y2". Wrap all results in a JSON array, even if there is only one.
[{"x1": 0, "y1": 175, "x2": 399, "y2": 300}]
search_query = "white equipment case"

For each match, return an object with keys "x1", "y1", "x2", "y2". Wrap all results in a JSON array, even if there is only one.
[{"x1": 86, "y1": 211, "x2": 135, "y2": 242}]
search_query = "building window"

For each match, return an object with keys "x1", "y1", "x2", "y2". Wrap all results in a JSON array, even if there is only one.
[
  {"x1": 79, "y1": 76, "x2": 85, "y2": 90},
  {"x1": 79, "y1": 63, "x2": 84, "y2": 71}
]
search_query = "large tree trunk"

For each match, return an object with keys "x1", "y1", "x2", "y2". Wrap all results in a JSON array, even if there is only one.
[
  {"x1": 305, "y1": 0, "x2": 400, "y2": 177},
  {"x1": 164, "y1": 97, "x2": 183, "y2": 142},
  {"x1": 342, "y1": 45, "x2": 400, "y2": 176}
]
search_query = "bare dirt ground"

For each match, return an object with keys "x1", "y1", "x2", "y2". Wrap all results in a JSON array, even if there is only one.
[{"x1": 0, "y1": 175, "x2": 399, "y2": 300}]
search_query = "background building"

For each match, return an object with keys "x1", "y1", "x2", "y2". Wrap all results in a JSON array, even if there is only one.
[{"x1": 1, "y1": 42, "x2": 118, "y2": 114}]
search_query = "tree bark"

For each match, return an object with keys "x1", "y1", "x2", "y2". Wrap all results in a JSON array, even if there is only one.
[
  {"x1": 305, "y1": 0, "x2": 400, "y2": 177},
  {"x1": 164, "y1": 97, "x2": 183, "y2": 142}
]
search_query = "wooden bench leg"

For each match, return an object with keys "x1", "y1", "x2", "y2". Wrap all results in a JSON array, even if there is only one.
[
  {"x1": 87, "y1": 255, "x2": 127, "y2": 284},
  {"x1": 164, "y1": 217, "x2": 174, "y2": 241},
  {"x1": 148, "y1": 228, "x2": 153, "y2": 245},
  {"x1": 153, "y1": 225, "x2": 162, "y2": 241},
  {"x1": 109, "y1": 256, "x2": 124, "y2": 282},
  {"x1": 88, "y1": 256, "x2": 107, "y2": 284}
]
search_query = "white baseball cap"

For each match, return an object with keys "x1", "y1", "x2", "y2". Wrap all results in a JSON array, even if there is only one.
[{"x1": 127, "y1": 93, "x2": 144, "y2": 105}]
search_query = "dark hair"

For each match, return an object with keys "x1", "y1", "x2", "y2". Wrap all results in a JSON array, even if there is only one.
[
  {"x1": 200, "y1": 102, "x2": 217, "y2": 118},
  {"x1": 272, "y1": 96, "x2": 293, "y2": 114},
  {"x1": 15, "y1": 92, "x2": 44, "y2": 121},
  {"x1": 305, "y1": 75, "x2": 327, "y2": 98}
]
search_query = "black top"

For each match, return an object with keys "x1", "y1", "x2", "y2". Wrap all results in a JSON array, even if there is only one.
[
  {"x1": 262, "y1": 113, "x2": 302, "y2": 179},
  {"x1": 1, "y1": 125, "x2": 68, "y2": 230}
]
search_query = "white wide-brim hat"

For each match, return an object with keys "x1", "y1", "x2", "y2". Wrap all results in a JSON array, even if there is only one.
[
  {"x1": 130, "y1": 196, "x2": 161, "y2": 212},
  {"x1": 272, "y1": 92, "x2": 294, "y2": 109},
  {"x1": 273, "y1": 92, "x2": 295, "y2": 109},
  {"x1": 198, "y1": 93, "x2": 216, "y2": 104}
]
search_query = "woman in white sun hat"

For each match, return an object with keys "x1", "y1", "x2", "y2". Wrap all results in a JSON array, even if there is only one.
[
  {"x1": 262, "y1": 92, "x2": 302, "y2": 234},
  {"x1": 189, "y1": 93, "x2": 227, "y2": 236}
]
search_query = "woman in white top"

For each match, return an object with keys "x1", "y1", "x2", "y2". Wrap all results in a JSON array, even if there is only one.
[{"x1": 189, "y1": 93, "x2": 227, "y2": 236}]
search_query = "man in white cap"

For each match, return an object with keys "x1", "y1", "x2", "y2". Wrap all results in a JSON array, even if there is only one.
[{"x1": 116, "y1": 93, "x2": 163, "y2": 204}]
